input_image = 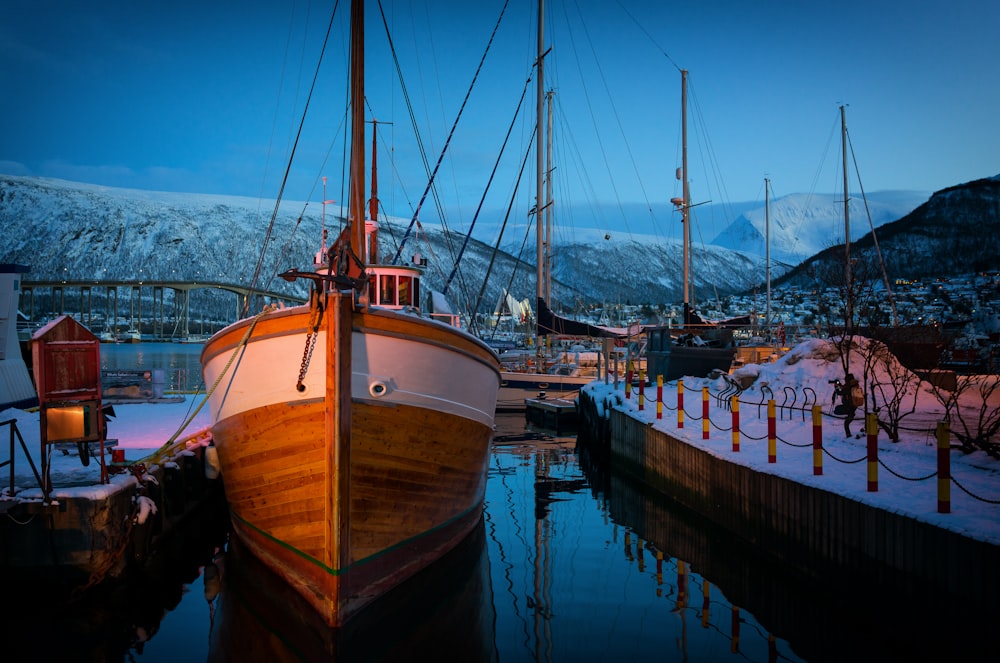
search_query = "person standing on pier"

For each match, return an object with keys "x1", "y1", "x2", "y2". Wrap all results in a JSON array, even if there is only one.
[{"x1": 834, "y1": 373, "x2": 862, "y2": 438}]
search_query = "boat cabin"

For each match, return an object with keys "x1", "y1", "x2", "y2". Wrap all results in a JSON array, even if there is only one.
[{"x1": 367, "y1": 265, "x2": 421, "y2": 310}]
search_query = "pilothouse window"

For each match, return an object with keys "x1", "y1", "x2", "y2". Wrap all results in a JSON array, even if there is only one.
[
  {"x1": 379, "y1": 275, "x2": 396, "y2": 306},
  {"x1": 398, "y1": 276, "x2": 411, "y2": 306}
]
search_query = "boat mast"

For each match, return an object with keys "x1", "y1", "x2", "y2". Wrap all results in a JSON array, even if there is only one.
[
  {"x1": 681, "y1": 69, "x2": 690, "y2": 316},
  {"x1": 348, "y1": 0, "x2": 367, "y2": 289},
  {"x1": 368, "y1": 119, "x2": 380, "y2": 265},
  {"x1": 841, "y1": 104, "x2": 852, "y2": 327},
  {"x1": 765, "y1": 176, "x2": 771, "y2": 330},
  {"x1": 544, "y1": 89, "x2": 554, "y2": 304},
  {"x1": 535, "y1": 0, "x2": 545, "y2": 306}
]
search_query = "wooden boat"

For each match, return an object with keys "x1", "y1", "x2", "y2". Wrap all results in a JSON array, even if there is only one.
[{"x1": 199, "y1": 0, "x2": 500, "y2": 627}]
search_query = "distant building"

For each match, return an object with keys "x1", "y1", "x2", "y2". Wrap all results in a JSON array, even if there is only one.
[{"x1": 0, "y1": 264, "x2": 37, "y2": 409}]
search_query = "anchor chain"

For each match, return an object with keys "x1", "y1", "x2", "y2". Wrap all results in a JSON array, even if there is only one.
[{"x1": 297, "y1": 290, "x2": 325, "y2": 391}]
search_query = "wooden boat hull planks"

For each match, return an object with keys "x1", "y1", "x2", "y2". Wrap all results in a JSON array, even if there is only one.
[{"x1": 202, "y1": 303, "x2": 498, "y2": 626}]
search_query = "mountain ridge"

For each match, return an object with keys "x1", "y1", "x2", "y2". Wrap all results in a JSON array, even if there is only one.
[{"x1": 2, "y1": 173, "x2": 995, "y2": 316}]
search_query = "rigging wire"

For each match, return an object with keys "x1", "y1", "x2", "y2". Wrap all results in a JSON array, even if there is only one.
[
  {"x1": 388, "y1": 0, "x2": 511, "y2": 266},
  {"x1": 443, "y1": 69, "x2": 532, "y2": 296},
  {"x1": 846, "y1": 129, "x2": 898, "y2": 325},
  {"x1": 558, "y1": 0, "x2": 636, "y2": 240},
  {"x1": 244, "y1": 1, "x2": 340, "y2": 313},
  {"x1": 470, "y1": 122, "x2": 537, "y2": 337}
]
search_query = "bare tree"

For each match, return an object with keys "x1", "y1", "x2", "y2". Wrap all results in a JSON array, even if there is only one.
[
  {"x1": 859, "y1": 338, "x2": 921, "y2": 442},
  {"x1": 929, "y1": 374, "x2": 1000, "y2": 457}
]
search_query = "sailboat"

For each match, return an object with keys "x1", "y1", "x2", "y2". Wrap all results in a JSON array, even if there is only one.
[
  {"x1": 496, "y1": 4, "x2": 620, "y2": 410},
  {"x1": 199, "y1": 0, "x2": 501, "y2": 627},
  {"x1": 645, "y1": 70, "x2": 737, "y2": 383}
]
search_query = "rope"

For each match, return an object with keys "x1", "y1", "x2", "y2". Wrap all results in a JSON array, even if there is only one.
[{"x1": 144, "y1": 305, "x2": 278, "y2": 462}]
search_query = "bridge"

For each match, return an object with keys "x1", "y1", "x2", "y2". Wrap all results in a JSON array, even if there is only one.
[{"x1": 19, "y1": 279, "x2": 307, "y2": 340}]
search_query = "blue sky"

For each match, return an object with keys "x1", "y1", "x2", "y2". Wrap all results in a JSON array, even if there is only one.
[{"x1": 2, "y1": 0, "x2": 998, "y2": 243}]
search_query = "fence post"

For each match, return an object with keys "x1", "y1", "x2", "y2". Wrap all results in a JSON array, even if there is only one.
[
  {"x1": 656, "y1": 375, "x2": 663, "y2": 420},
  {"x1": 677, "y1": 380, "x2": 684, "y2": 429},
  {"x1": 866, "y1": 413, "x2": 878, "y2": 492},
  {"x1": 812, "y1": 405, "x2": 823, "y2": 475},
  {"x1": 638, "y1": 368, "x2": 645, "y2": 411},
  {"x1": 731, "y1": 396, "x2": 740, "y2": 452},
  {"x1": 702, "y1": 387, "x2": 710, "y2": 440},
  {"x1": 937, "y1": 421, "x2": 950, "y2": 514},
  {"x1": 767, "y1": 399, "x2": 776, "y2": 463}
]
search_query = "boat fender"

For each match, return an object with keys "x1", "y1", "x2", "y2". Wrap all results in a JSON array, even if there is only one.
[
  {"x1": 369, "y1": 381, "x2": 389, "y2": 398},
  {"x1": 204, "y1": 445, "x2": 221, "y2": 480}
]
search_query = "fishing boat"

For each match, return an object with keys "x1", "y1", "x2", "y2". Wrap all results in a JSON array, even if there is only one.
[
  {"x1": 644, "y1": 70, "x2": 736, "y2": 383},
  {"x1": 199, "y1": 0, "x2": 500, "y2": 627}
]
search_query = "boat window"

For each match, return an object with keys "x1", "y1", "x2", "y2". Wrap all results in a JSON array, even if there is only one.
[
  {"x1": 398, "y1": 276, "x2": 411, "y2": 306},
  {"x1": 380, "y1": 275, "x2": 396, "y2": 306}
]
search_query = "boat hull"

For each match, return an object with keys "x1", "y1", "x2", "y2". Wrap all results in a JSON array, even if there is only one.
[
  {"x1": 646, "y1": 345, "x2": 736, "y2": 382},
  {"x1": 497, "y1": 370, "x2": 592, "y2": 411},
  {"x1": 201, "y1": 300, "x2": 499, "y2": 625}
]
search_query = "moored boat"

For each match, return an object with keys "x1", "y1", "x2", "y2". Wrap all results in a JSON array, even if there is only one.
[{"x1": 199, "y1": 0, "x2": 500, "y2": 627}]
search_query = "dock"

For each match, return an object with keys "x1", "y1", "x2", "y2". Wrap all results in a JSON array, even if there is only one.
[
  {"x1": 0, "y1": 421, "x2": 223, "y2": 593},
  {"x1": 524, "y1": 397, "x2": 578, "y2": 436}
]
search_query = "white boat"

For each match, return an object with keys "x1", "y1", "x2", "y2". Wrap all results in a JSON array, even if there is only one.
[
  {"x1": 199, "y1": 0, "x2": 500, "y2": 627},
  {"x1": 117, "y1": 329, "x2": 141, "y2": 344}
]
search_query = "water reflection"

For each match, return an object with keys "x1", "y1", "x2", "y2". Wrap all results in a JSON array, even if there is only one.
[
  {"x1": 100, "y1": 342, "x2": 205, "y2": 392},
  {"x1": 0, "y1": 495, "x2": 229, "y2": 662},
  {"x1": 487, "y1": 419, "x2": 802, "y2": 662},
  {"x1": 207, "y1": 519, "x2": 496, "y2": 661},
  {"x1": 576, "y1": 439, "x2": 995, "y2": 663},
  {"x1": 9, "y1": 406, "x2": 990, "y2": 661}
]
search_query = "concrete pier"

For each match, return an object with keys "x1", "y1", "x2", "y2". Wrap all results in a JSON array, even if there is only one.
[{"x1": 577, "y1": 388, "x2": 1000, "y2": 608}]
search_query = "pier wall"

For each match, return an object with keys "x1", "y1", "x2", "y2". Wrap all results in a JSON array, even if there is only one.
[
  {"x1": 0, "y1": 433, "x2": 224, "y2": 591},
  {"x1": 578, "y1": 390, "x2": 1000, "y2": 607}
]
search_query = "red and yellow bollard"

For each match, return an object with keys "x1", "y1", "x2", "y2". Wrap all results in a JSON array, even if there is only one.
[
  {"x1": 866, "y1": 413, "x2": 878, "y2": 492},
  {"x1": 937, "y1": 421, "x2": 950, "y2": 513},
  {"x1": 767, "y1": 399, "x2": 776, "y2": 463},
  {"x1": 731, "y1": 396, "x2": 740, "y2": 452},
  {"x1": 812, "y1": 404, "x2": 823, "y2": 475},
  {"x1": 656, "y1": 375, "x2": 663, "y2": 420},
  {"x1": 677, "y1": 380, "x2": 685, "y2": 429},
  {"x1": 638, "y1": 368, "x2": 645, "y2": 411},
  {"x1": 702, "y1": 387, "x2": 710, "y2": 440}
]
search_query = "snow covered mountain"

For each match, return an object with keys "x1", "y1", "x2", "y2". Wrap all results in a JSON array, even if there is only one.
[
  {"x1": 776, "y1": 174, "x2": 1000, "y2": 288},
  {"x1": 709, "y1": 190, "x2": 927, "y2": 267},
  {"x1": 0, "y1": 175, "x2": 766, "y2": 314},
  {"x1": 2, "y1": 174, "x2": 994, "y2": 319}
]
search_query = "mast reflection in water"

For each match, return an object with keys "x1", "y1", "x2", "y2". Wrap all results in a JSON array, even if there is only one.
[{"x1": 487, "y1": 414, "x2": 802, "y2": 663}]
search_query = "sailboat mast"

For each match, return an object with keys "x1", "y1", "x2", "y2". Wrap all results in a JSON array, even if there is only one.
[
  {"x1": 545, "y1": 89, "x2": 554, "y2": 303},
  {"x1": 765, "y1": 177, "x2": 771, "y2": 329},
  {"x1": 841, "y1": 104, "x2": 852, "y2": 326},
  {"x1": 681, "y1": 69, "x2": 690, "y2": 311},
  {"x1": 535, "y1": 0, "x2": 545, "y2": 304},
  {"x1": 368, "y1": 119, "x2": 380, "y2": 265},
  {"x1": 348, "y1": 0, "x2": 366, "y2": 283}
]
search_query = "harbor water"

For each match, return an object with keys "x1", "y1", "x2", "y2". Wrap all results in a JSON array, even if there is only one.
[{"x1": 6, "y1": 344, "x2": 987, "y2": 661}]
